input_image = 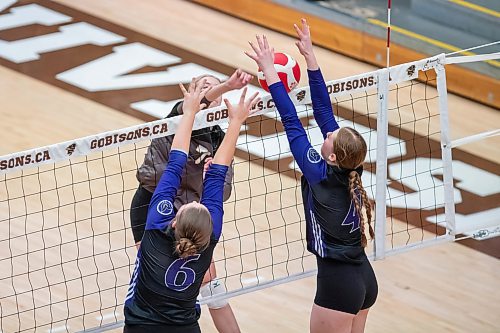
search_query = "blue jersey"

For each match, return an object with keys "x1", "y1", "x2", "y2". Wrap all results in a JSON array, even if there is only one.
[
  {"x1": 124, "y1": 149, "x2": 228, "y2": 326},
  {"x1": 269, "y1": 69, "x2": 365, "y2": 263}
]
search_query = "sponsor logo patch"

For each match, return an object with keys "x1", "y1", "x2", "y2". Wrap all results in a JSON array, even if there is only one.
[{"x1": 157, "y1": 200, "x2": 174, "y2": 216}]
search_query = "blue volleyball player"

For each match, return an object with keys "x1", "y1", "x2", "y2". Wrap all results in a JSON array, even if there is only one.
[
  {"x1": 123, "y1": 78, "x2": 259, "y2": 333},
  {"x1": 245, "y1": 19, "x2": 378, "y2": 333}
]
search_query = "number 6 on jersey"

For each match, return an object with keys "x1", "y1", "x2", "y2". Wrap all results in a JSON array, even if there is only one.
[{"x1": 165, "y1": 255, "x2": 201, "y2": 291}]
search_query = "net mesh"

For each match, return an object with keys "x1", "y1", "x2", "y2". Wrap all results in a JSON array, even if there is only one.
[{"x1": 0, "y1": 60, "x2": 449, "y2": 332}]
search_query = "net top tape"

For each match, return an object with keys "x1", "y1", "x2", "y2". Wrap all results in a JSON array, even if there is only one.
[{"x1": 0, "y1": 54, "x2": 445, "y2": 175}]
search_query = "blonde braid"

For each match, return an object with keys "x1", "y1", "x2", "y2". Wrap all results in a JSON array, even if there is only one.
[
  {"x1": 348, "y1": 171, "x2": 366, "y2": 246},
  {"x1": 359, "y1": 180, "x2": 374, "y2": 242}
]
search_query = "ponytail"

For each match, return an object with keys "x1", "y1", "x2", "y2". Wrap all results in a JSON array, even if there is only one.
[
  {"x1": 173, "y1": 203, "x2": 213, "y2": 258},
  {"x1": 175, "y1": 237, "x2": 198, "y2": 258}
]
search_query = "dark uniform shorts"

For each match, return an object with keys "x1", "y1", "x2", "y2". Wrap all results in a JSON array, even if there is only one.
[
  {"x1": 124, "y1": 322, "x2": 200, "y2": 333},
  {"x1": 314, "y1": 256, "x2": 378, "y2": 314}
]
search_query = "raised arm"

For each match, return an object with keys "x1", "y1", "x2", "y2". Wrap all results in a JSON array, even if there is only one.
[
  {"x1": 173, "y1": 69, "x2": 253, "y2": 113},
  {"x1": 146, "y1": 78, "x2": 207, "y2": 231},
  {"x1": 245, "y1": 35, "x2": 327, "y2": 185},
  {"x1": 203, "y1": 69, "x2": 253, "y2": 107},
  {"x1": 201, "y1": 88, "x2": 260, "y2": 239},
  {"x1": 294, "y1": 18, "x2": 339, "y2": 138}
]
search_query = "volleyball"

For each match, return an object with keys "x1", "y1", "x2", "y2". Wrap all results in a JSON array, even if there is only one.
[{"x1": 257, "y1": 52, "x2": 301, "y2": 93}]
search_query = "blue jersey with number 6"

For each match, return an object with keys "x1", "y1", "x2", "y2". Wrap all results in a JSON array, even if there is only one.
[{"x1": 124, "y1": 149, "x2": 227, "y2": 326}]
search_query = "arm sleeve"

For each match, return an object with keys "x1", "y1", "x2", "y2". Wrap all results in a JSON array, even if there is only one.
[
  {"x1": 269, "y1": 82, "x2": 327, "y2": 185},
  {"x1": 150, "y1": 136, "x2": 171, "y2": 185},
  {"x1": 308, "y1": 69, "x2": 339, "y2": 138},
  {"x1": 222, "y1": 161, "x2": 233, "y2": 202},
  {"x1": 146, "y1": 149, "x2": 188, "y2": 231},
  {"x1": 200, "y1": 164, "x2": 228, "y2": 240}
]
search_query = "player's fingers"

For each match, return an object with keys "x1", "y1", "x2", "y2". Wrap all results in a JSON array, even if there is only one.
[
  {"x1": 302, "y1": 18, "x2": 310, "y2": 34},
  {"x1": 239, "y1": 87, "x2": 248, "y2": 104},
  {"x1": 244, "y1": 74, "x2": 253, "y2": 84},
  {"x1": 223, "y1": 98, "x2": 232, "y2": 109},
  {"x1": 243, "y1": 50, "x2": 257, "y2": 62},
  {"x1": 293, "y1": 23, "x2": 303, "y2": 38},
  {"x1": 178, "y1": 83, "x2": 188, "y2": 95},
  {"x1": 188, "y1": 77, "x2": 197, "y2": 93},
  {"x1": 248, "y1": 41, "x2": 260, "y2": 55},
  {"x1": 238, "y1": 70, "x2": 246, "y2": 81},
  {"x1": 262, "y1": 35, "x2": 270, "y2": 51},
  {"x1": 248, "y1": 97, "x2": 261, "y2": 114},
  {"x1": 246, "y1": 91, "x2": 259, "y2": 108},
  {"x1": 256, "y1": 34, "x2": 264, "y2": 50}
]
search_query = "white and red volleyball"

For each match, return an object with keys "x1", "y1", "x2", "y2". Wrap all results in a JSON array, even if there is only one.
[{"x1": 258, "y1": 52, "x2": 301, "y2": 93}]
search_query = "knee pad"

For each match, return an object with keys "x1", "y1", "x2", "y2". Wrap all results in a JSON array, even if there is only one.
[{"x1": 199, "y1": 279, "x2": 228, "y2": 309}]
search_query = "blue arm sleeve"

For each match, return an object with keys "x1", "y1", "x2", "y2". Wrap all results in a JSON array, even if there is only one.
[
  {"x1": 146, "y1": 149, "x2": 188, "y2": 231},
  {"x1": 308, "y1": 69, "x2": 339, "y2": 138},
  {"x1": 200, "y1": 164, "x2": 228, "y2": 240},
  {"x1": 269, "y1": 82, "x2": 327, "y2": 185}
]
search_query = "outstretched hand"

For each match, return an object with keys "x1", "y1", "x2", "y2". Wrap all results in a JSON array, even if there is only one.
[
  {"x1": 244, "y1": 35, "x2": 275, "y2": 72},
  {"x1": 178, "y1": 78, "x2": 209, "y2": 117},
  {"x1": 294, "y1": 18, "x2": 313, "y2": 58},
  {"x1": 293, "y1": 18, "x2": 318, "y2": 70},
  {"x1": 224, "y1": 87, "x2": 260, "y2": 125},
  {"x1": 244, "y1": 35, "x2": 281, "y2": 86},
  {"x1": 225, "y1": 69, "x2": 253, "y2": 90}
]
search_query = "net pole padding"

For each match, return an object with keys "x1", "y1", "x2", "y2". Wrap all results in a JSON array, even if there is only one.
[
  {"x1": 435, "y1": 56, "x2": 457, "y2": 238},
  {"x1": 445, "y1": 52, "x2": 500, "y2": 64},
  {"x1": 451, "y1": 129, "x2": 500, "y2": 148},
  {"x1": 374, "y1": 68, "x2": 389, "y2": 260}
]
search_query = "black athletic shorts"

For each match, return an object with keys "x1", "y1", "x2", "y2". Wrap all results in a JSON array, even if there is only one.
[
  {"x1": 130, "y1": 185, "x2": 153, "y2": 243},
  {"x1": 314, "y1": 256, "x2": 378, "y2": 314},
  {"x1": 123, "y1": 322, "x2": 200, "y2": 333}
]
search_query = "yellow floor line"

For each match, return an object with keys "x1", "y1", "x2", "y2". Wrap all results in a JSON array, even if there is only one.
[
  {"x1": 368, "y1": 19, "x2": 500, "y2": 68},
  {"x1": 448, "y1": 0, "x2": 500, "y2": 18}
]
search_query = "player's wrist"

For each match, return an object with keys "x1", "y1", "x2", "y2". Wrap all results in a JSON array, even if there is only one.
[
  {"x1": 181, "y1": 108, "x2": 198, "y2": 118},
  {"x1": 305, "y1": 56, "x2": 319, "y2": 70},
  {"x1": 228, "y1": 117, "x2": 245, "y2": 129},
  {"x1": 221, "y1": 81, "x2": 234, "y2": 92}
]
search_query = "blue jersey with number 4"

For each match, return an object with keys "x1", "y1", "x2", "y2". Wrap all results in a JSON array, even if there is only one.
[
  {"x1": 270, "y1": 69, "x2": 366, "y2": 264},
  {"x1": 124, "y1": 149, "x2": 227, "y2": 326}
]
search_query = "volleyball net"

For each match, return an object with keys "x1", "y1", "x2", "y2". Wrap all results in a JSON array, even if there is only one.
[{"x1": 0, "y1": 53, "x2": 498, "y2": 332}]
